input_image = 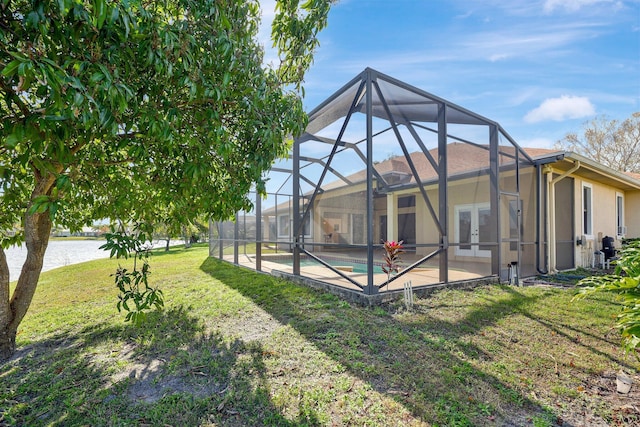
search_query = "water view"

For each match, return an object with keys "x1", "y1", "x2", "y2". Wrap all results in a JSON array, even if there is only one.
[
  {"x1": 5, "y1": 238, "x2": 187, "y2": 281},
  {"x1": 4, "y1": 239, "x2": 109, "y2": 281}
]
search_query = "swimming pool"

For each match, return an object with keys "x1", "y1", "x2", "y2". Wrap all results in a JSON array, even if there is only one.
[{"x1": 274, "y1": 257, "x2": 384, "y2": 274}]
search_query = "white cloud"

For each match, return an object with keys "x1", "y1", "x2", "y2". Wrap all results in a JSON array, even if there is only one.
[
  {"x1": 454, "y1": 10, "x2": 474, "y2": 19},
  {"x1": 543, "y1": 0, "x2": 616, "y2": 13},
  {"x1": 524, "y1": 95, "x2": 596, "y2": 123},
  {"x1": 508, "y1": 87, "x2": 542, "y2": 107},
  {"x1": 458, "y1": 22, "x2": 603, "y2": 63},
  {"x1": 489, "y1": 53, "x2": 509, "y2": 62}
]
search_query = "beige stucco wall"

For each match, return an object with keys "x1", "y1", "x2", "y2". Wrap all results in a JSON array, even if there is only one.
[
  {"x1": 373, "y1": 168, "x2": 539, "y2": 274},
  {"x1": 572, "y1": 176, "x2": 630, "y2": 267},
  {"x1": 303, "y1": 164, "x2": 634, "y2": 274},
  {"x1": 626, "y1": 190, "x2": 640, "y2": 238}
]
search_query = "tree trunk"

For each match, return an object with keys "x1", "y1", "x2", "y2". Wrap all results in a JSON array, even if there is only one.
[
  {"x1": 0, "y1": 208, "x2": 53, "y2": 361},
  {"x1": 165, "y1": 237, "x2": 170, "y2": 251},
  {"x1": 183, "y1": 229, "x2": 191, "y2": 249},
  {"x1": 0, "y1": 246, "x2": 13, "y2": 359}
]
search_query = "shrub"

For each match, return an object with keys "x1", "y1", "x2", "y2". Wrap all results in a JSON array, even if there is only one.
[{"x1": 574, "y1": 240, "x2": 640, "y2": 355}]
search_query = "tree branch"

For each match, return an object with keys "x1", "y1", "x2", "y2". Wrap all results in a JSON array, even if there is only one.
[{"x1": 0, "y1": 78, "x2": 32, "y2": 119}]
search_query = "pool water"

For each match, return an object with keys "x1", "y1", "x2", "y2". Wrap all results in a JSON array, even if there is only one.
[{"x1": 277, "y1": 258, "x2": 384, "y2": 274}]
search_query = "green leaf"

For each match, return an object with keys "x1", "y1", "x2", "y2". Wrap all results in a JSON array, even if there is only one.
[
  {"x1": 4, "y1": 133, "x2": 20, "y2": 148},
  {"x1": 90, "y1": 71, "x2": 104, "y2": 83},
  {"x1": 1, "y1": 59, "x2": 21, "y2": 77},
  {"x1": 17, "y1": 61, "x2": 32, "y2": 77},
  {"x1": 48, "y1": 201, "x2": 59, "y2": 221},
  {"x1": 28, "y1": 195, "x2": 50, "y2": 215},
  {"x1": 55, "y1": 174, "x2": 71, "y2": 191},
  {"x1": 1, "y1": 0, "x2": 332, "y2": 333},
  {"x1": 94, "y1": 0, "x2": 107, "y2": 29}
]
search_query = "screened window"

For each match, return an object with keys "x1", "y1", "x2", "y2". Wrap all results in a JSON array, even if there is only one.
[
  {"x1": 582, "y1": 184, "x2": 592, "y2": 236},
  {"x1": 616, "y1": 193, "x2": 625, "y2": 236}
]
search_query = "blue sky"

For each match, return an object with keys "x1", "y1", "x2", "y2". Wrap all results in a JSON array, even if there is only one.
[{"x1": 263, "y1": 0, "x2": 639, "y2": 149}]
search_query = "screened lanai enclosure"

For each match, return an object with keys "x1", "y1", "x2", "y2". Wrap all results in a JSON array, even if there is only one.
[{"x1": 210, "y1": 68, "x2": 541, "y2": 300}]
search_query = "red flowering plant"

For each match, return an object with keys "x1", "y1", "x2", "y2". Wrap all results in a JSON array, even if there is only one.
[{"x1": 382, "y1": 240, "x2": 404, "y2": 282}]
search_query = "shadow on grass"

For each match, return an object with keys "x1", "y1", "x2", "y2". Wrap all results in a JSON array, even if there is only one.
[
  {"x1": 146, "y1": 242, "x2": 209, "y2": 258},
  {"x1": 199, "y1": 258, "x2": 561, "y2": 426},
  {"x1": 517, "y1": 306, "x2": 637, "y2": 372},
  {"x1": 422, "y1": 285, "x2": 634, "y2": 369},
  {"x1": 0, "y1": 305, "x2": 310, "y2": 426}
]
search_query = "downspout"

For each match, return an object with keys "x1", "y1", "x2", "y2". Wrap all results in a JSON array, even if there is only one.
[
  {"x1": 536, "y1": 166, "x2": 547, "y2": 274},
  {"x1": 545, "y1": 160, "x2": 581, "y2": 274}
]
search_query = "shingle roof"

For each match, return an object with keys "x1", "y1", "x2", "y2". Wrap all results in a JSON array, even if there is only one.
[
  {"x1": 318, "y1": 143, "x2": 552, "y2": 191},
  {"x1": 626, "y1": 172, "x2": 640, "y2": 180}
]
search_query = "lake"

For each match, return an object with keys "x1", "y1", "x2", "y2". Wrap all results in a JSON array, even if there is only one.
[
  {"x1": 4, "y1": 240, "x2": 109, "y2": 281},
  {"x1": 5, "y1": 239, "x2": 188, "y2": 281}
]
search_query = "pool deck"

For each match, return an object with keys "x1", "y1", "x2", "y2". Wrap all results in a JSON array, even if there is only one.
[{"x1": 223, "y1": 253, "x2": 487, "y2": 296}]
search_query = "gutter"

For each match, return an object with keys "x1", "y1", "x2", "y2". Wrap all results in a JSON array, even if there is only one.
[
  {"x1": 536, "y1": 165, "x2": 548, "y2": 274},
  {"x1": 536, "y1": 152, "x2": 565, "y2": 275}
]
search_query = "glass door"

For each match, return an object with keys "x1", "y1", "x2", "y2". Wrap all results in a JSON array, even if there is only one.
[{"x1": 455, "y1": 203, "x2": 491, "y2": 257}]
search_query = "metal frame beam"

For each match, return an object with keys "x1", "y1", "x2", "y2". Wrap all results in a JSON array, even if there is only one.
[
  {"x1": 372, "y1": 80, "x2": 445, "y2": 237},
  {"x1": 295, "y1": 80, "x2": 367, "y2": 240},
  {"x1": 438, "y1": 103, "x2": 448, "y2": 283},
  {"x1": 365, "y1": 69, "x2": 376, "y2": 295},
  {"x1": 263, "y1": 68, "x2": 539, "y2": 295},
  {"x1": 489, "y1": 124, "x2": 500, "y2": 276}
]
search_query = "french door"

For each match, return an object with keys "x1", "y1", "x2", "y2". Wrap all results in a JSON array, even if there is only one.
[{"x1": 454, "y1": 203, "x2": 492, "y2": 257}]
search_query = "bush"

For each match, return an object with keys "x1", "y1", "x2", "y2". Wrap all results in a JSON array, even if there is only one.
[{"x1": 574, "y1": 240, "x2": 640, "y2": 355}]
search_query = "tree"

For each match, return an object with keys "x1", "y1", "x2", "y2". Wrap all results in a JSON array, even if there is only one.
[
  {"x1": 0, "y1": 0, "x2": 332, "y2": 360},
  {"x1": 145, "y1": 216, "x2": 204, "y2": 251},
  {"x1": 555, "y1": 112, "x2": 640, "y2": 173}
]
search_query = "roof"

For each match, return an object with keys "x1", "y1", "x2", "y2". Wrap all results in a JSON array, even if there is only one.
[
  {"x1": 309, "y1": 144, "x2": 640, "y2": 194},
  {"x1": 317, "y1": 143, "x2": 547, "y2": 192},
  {"x1": 306, "y1": 68, "x2": 499, "y2": 136},
  {"x1": 264, "y1": 143, "x2": 640, "y2": 216},
  {"x1": 626, "y1": 172, "x2": 640, "y2": 181},
  {"x1": 530, "y1": 150, "x2": 640, "y2": 191}
]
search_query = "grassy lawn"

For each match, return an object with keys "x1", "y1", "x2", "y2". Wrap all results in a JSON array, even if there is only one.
[{"x1": 1, "y1": 244, "x2": 638, "y2": 426}]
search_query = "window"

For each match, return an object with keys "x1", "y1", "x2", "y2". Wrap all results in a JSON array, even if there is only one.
[
  {"x1": 277, "y1": 213, "x2": 311, "y2": 238},
  {"x1": 300, "y1": 201, "x2": 312, "y2": 238},
  {"x1": 379, "y1": 215, "x2": 388, "y2": 242},
  {"x1": 398, "y1": 213, "x2": 416, "y2": 245},
  {"x1": 278, "y1": 214, "x2": 290, "y2": 238},
  {"x1": 616, "y1": 193, "x2": 625, "y2": 236},
  {"x1": 398, "y1": 195, "x2": 416, "y2": 208},
  {"x1": 302, "y1": 212, "x2": 312, "y2": 238},
  {"x1": 582, "y1": 184, "x2": 592, "y2": 236}
]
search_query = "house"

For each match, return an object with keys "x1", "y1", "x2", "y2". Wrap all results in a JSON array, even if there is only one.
[{"x1": 210, "y1": 68, "x2": 640, "y2": 300}]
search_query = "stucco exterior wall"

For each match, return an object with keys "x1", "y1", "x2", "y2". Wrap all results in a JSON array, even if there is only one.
[
  {"x1": 573, "y1": 176, "x2": 629, "y2": 267},
  {"x1": 274, "y1": 162, "x2": 634, "y2": 276},
  {"x1": 626, "y1": 190, "x2": 640, "y2": 238}
]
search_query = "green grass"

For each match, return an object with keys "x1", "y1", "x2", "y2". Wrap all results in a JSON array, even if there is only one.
[{"x1": 1, "y1": 244, "x2": 638, "y2": 426}]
